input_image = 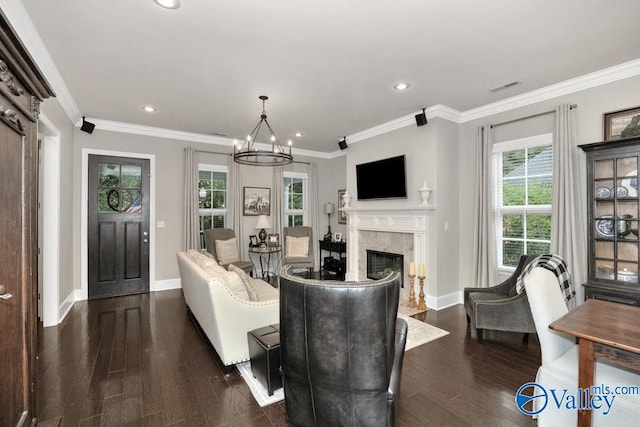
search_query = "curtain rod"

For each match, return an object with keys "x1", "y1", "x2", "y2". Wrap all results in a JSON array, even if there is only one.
[
  {"x1": 195, "y1": 149, "x2": 310, "y2": 165},
  {"x1": 490, "y1": 104, "x2": 577, "y2": 129}
]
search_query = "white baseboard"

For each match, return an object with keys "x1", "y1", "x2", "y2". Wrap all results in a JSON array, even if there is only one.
[
  {"x1": 428, "y1": 291, "x2": 463, "y2": 311},
  {"x1": 57, "y1": 290, "x2": 76, "y2": 324},
  {"x1": 152, "y1": 278, "x2": 181, "y2": 292}
]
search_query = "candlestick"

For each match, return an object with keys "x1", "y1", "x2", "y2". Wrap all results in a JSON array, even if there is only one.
[
  {"x1": 418, "y1": 263, "x2": 424, "y2": 277},
  {"x1": 409, "y1": 262, "x2": 415, "y2": 276},
  {"x1": 407, "y1": 274, "x2": 416, "y2": 309},
  {"x1": 418, "y1": 275, "x2": 427, "y2": 311}
]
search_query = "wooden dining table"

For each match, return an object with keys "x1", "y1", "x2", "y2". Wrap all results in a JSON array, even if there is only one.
[{"x1": 549, "y1": 298, "x2": 640, "y2": 427}]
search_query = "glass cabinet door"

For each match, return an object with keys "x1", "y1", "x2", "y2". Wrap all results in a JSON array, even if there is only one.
[{"x1": 593, "y1": 156, "x2": 639, "y2": 283}]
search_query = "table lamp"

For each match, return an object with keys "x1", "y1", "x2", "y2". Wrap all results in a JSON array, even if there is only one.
[
  {"x1": 324, "y1": 202, "x2": 335, "y2": 241},
  {"x1": 255, "y1": 215, "x2": 271, "y2": 246}
]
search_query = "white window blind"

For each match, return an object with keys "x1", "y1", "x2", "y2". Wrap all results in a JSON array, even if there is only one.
[
  {"x1": 493, "y1": 133, "x2": 553, "y2": 268},
  {"x1": 198, "y1": 164, "x2": 229, "y2": 235},
  {"x1": 284, "y1": 171, "x2": 308, "y2": 226}
]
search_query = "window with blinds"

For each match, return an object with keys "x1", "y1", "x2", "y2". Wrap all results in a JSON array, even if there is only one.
[
  {"x1": 284, "y1": 172, "x2": 308, "y2": 226},
  {"x1": 198, "y1": 164, "x2": 228, "y2": 240},
  {"x1": 493, "y1": 134, "x2": 553, "y2": 268}
]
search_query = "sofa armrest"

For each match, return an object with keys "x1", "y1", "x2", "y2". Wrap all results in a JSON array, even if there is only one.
[{"x1": 387, "y1": 317, "x2": 408, "y2": 424}]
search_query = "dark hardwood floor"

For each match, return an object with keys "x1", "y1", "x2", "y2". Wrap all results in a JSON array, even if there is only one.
[{"x1": 36, "y1": 290, "x2": 539, "y2": 426}]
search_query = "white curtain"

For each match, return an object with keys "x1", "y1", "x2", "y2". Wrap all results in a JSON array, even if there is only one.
[
  {"x1": 307, "y1": 163, "x2": 320, "y2": 271},
  {"x1": 272, "y1": 166, "x2": 284, "y2": 239},
  {"x1": 183, "y1": 147, "x2": 200, "y2": 250},
  {"x1": 472, "y1": 125, "x2": 498, "y2": 286},
  {"x1": 228, "y1": 158, "x2": 245, "y2": 257},
  {"x1": 552, "y1": 104, "x2": 586, "y2": 307}
]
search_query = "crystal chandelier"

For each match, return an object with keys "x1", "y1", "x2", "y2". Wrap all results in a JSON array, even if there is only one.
[{"x1": 233, "y1": 95, "x2": 293, "y2": 166}]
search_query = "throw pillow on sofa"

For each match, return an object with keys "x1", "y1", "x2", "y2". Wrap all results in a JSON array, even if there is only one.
[
  {"x1": 215, "y1": 238, "x2": 240, "y2": 264},
  {"x1": 286, "y1": 236, "x2": 309, "y2": 257},
  {"x1": 187, "y1": 249, "x2": 218, "y2": 270},
  {"x1": 228, "y1": 264, "x2": 258, "y2": 301},
  {"x1": 203, "y1": 263, "x2": 250, "y2": 301}
]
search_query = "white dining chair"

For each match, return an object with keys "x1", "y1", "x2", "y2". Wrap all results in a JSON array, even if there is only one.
[{"x1": 524, "y1": 267, "x2": 639, "y2": 426}]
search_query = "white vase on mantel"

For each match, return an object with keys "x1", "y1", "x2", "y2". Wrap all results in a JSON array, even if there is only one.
[
  {"x1": 342, "y1": 191, "x2": 352, "y2": 208},
  {"x1": 418, "y1": 181, "x2": 432, "y2": 207}
]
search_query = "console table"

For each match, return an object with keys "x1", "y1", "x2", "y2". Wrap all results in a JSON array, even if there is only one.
[
  {"x1": 319, "y1": 240, "x2": 346, "y2": 277},
  {"x1": 249, "y1": 245, "x2": 282, "y2": 279}
]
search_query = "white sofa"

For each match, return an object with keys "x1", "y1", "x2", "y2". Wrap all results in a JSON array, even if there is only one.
[{"x1": 177, "y1": 250, "x2": 279, "y2": 371}]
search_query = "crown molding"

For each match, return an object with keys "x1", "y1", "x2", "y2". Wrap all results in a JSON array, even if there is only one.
[
  {"x1": 86, "y1": 118, "x2": 334, "y2": 159},
  {"x1": 0, "y1": 0, "x2": 82, "y2": 124},
  {"x1": 460, "y1": 58, "x2": 640, "y2": 123},
  {"x1": 346, "y1": 104, "x2": 463, "y2": 146}
]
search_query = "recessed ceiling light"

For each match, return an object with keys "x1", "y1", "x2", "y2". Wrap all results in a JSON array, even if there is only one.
[
  {"x1": 394, "y1": 82, "x2": 410, "y2": 91},
  {"x1": 294, "y1": 132, "x2": 304, "y2": 137},
  {"x1": 153, "y1": 0, "x2": 181, "y2": 9},
  {"x1": 142, "y1": 105, "x2": 156, "y2": 113}
]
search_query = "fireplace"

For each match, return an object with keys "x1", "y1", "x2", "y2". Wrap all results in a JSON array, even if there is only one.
[{"x1": 367, "y1": 250, "x2": 404, "y2": 288}]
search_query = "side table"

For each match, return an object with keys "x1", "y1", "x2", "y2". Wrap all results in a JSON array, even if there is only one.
[
  {"x1": 247, "y1": 324, "x2": 281, "y2": 396},
  {"x1": 319, "y1": 240, "x2": 347, "y2": 278},
  {"x1": 248, "y1": 245, "x2": 282, "y2": 280}
]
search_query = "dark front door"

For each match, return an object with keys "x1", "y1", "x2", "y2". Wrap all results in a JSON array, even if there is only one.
[{"x1": 88, "y1": 155, "x2": 150, "y2": 299}]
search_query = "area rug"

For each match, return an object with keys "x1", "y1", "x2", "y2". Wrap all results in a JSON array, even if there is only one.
[
  {"x1": 398, "y1": 313, "x2": 449, "y2": 351},
  {"x1": 237, "y1": 317, "x2": 449, "y2": 407},
  {"x1": 398, "y1": 302, "x2": 428, "y2": 317}
]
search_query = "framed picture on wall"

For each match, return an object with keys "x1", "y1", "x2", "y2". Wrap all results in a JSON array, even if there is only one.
[
  {"x1": 603, "y1": 106, "x2": 640, "y2": 141},
  {"x1": 243, "y1": 187, "x2": 271, "y2": 216},
  {"x1": 338, "y1": 189, "x2": 347, "y2": 224}
]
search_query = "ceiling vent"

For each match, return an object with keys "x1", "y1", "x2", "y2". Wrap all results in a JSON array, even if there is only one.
[{"x1": 489, "y1": 81, "x2": 521, "y2": 93}]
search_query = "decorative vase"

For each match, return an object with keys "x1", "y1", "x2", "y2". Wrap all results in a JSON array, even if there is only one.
[
  {"x1": 418, "y1": 181, "x2": 432, "y2": 207},
  {"x1": 342, "y1": 191, "x2": 352, "y2": 208}
]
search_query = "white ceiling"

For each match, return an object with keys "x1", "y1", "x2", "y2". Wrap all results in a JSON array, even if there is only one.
[{"x1": 16, "y1": 0, "x2": 640, "y2": 153}]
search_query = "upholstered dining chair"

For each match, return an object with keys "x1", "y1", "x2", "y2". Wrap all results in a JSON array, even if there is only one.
[
  {"x1": 464, "y1": 254, "x2": 538, "y2": 343},
  {"x1": 278, "y1": 266, "x2": 408, "y2": 427},
  {"x1": 524, "y1": 267, "x2": 639, "y2": 426},
  {"x1": 203, "y1": 228, "x2": 253, "y2": 275},
  {"x1": 282, "y1": 226, "x2": 314, "y2": 276}
]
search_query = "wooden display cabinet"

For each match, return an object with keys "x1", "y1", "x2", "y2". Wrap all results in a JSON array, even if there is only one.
[{"x1": 580, "y1": 136, "x2": 640, "y2": 305}]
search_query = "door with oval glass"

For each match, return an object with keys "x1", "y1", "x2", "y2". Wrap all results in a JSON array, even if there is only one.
[{"x1": 88, "y1": 155, "x2": 150, "y2": 298}]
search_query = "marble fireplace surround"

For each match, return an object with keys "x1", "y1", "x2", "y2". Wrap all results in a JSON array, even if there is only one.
[{"x1": 342, "y1": 206, "x2": 435, "y2": 302}]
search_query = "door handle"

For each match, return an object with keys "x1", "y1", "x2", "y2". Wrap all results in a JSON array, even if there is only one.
[{"x1": 0, "y1": 284, "x2": 13, "y2": 300}]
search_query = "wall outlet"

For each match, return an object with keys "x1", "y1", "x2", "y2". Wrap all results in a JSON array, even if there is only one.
[{"x1": 157, "y1": 221, "x2": 166, "y2": 228}]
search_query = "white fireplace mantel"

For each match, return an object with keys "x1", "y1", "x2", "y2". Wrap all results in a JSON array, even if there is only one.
[{"x1": 342, "y1": 205, "x2": 435, "y2": 282}]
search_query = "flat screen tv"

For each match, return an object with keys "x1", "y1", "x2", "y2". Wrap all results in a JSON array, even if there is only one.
[{"x1": 356, "y1": 155, "x2": 407, "y2": 200}]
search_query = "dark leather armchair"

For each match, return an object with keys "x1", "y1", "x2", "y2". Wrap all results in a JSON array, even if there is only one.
[
  {"x1": 279, "y1": 266, "x2": 408, "y2": 427},
  {"x1": 464, "y1": 254, "x2": 537, "y2": 343}
]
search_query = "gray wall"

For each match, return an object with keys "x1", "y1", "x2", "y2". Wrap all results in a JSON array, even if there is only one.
[
  {"x1": 343, "y1": 118, "x2": 460, "y2": 301},
  {"x1": 39, "y1": 72, "x2": 640, "y2": 310},
  {"x1": 458, "y1": 74, "x2": 640, "y2": 302},
  {"x1": 40, "y1": 124, "x2": 347, "y2": 294}
]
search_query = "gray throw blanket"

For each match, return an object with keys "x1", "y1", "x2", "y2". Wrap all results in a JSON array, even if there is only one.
[{"x1": 515, "y1": 254, "x2": 575, "y2": 303}]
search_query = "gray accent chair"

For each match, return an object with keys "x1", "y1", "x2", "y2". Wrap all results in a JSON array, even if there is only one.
[
  {"x1": 203, "y1": 228, "x2": 253, "y2": 275},
  {"x1": 279, "y1": 266, "x2": 407, "y2": 426},
  {"x1": 464, "y1": 254, "x2": 537, "y2": 343},
  {"x1": 282, "y1": 226, "x2": 314, "y2": 276}
]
